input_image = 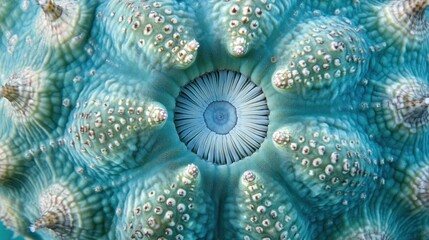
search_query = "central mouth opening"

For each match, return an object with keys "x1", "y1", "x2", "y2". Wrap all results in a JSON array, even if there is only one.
[
  {"x1": 203, "y1": 101, "x2": 237, "y2": 135},
  {"x1": 174, "y1": 70, "x2": 269, "y2": 165}
]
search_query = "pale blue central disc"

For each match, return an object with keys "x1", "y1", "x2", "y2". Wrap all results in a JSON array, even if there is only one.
[
  {"x1": 175, "y1": 70, "x2": 269, "y2": 165},
  {"x1": 203, "y1": 101, "x2": 237, "y2": 135}
]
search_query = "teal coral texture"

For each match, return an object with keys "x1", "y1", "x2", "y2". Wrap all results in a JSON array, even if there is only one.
[{"x1": 0, "y1": 0, "x2": 429, "y2": 239}]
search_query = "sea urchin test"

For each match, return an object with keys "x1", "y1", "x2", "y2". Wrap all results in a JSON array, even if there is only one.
[{"x1": 0, "y1": 0, "x2": 428, "y2": 239}]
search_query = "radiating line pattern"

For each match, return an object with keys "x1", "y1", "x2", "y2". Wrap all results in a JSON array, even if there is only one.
[{"x1": 175, "y1": 70, "x2": 269, "y2": 165}]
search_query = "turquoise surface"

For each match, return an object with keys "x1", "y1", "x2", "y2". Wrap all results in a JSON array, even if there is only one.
[
  {"x1": 0, "y1": 222, "x2": 18, "y2": 240},
  {"x1": 0, "y1": 0, "x2": 428, "y2": 239}
]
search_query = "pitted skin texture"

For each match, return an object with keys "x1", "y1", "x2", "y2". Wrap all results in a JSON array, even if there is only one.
[{"x1": 0, "y1": 0, "x2": 428, "y2": 239}]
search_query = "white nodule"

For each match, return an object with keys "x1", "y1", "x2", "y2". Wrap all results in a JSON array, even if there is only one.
[{"x1": 29, "y1": 224, "x2": 37, "y2": 233}]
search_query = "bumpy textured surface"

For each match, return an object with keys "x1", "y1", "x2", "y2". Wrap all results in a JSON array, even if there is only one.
[{"x1": 0, "y1": 0, "x2": 428, "y2": 239}]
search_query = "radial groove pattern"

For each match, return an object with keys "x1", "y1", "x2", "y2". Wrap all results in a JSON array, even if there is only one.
[
  {"x1": 175, "y1": 70, "x2": 269, "y2": 165},
  {"x1": 1, "y1": 0, "x2": 429, "y2": 239}
]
